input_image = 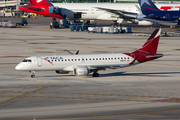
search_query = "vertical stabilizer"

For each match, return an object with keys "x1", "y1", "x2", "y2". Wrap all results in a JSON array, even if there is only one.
[
  {"x1": 138, "y1": 0, "x2": 161, "y2": 14},
  {"x1": 133, "y1": 29, "x2": 161, "y2": 55}
]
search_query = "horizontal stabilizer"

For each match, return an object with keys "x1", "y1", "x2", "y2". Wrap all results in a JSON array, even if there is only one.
[
  {"x1": 20, "y1": 5, "x2": 43, "y2": 11},
  {"x1": 146, "y1": 54, "x2": 164, "y2": 58}
]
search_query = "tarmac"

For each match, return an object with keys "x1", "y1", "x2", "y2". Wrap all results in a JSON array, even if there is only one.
[{"x1": 0, "y1": 17, "x2": 180, "y2": 120}]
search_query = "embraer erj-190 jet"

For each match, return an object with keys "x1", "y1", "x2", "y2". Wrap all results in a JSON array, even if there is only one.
[
  {"x1": 15, "y1": 29, "x2": 163, "y2": 78},
  {"x1": 137, "y1": 0, "x2": 180, "y2": 25},
  {"x1": 19, "y1": 0, "x2": 180, "y2": 25}
]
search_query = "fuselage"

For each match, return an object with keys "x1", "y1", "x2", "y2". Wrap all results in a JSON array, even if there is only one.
[
  {"x1": 15, "y1": 53, "x2": 136, "y2": 71},
  {"x1": 55, "y1": 3, "x2": 180, "y2": 20}
]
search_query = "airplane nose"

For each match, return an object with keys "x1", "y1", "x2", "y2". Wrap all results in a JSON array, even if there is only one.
[{"x1": 15, "y1": 64, "x2": 22, "y2": 70}]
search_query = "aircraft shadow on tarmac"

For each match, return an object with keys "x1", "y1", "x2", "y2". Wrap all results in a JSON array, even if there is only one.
[
  {"x1": 42, "y1": 71, "x2": 180, "y2": 78},
  {"x1": 100, "y1": 71, "x2": 180, "y2": 77}
]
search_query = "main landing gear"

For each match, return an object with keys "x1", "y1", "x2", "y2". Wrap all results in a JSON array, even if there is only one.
[
  {"x1": 93, "y1": 72, "x2": 99, "y2": 77},
  {"x1": 30, "y1": 71, "x2": 35, "y2": 78}
]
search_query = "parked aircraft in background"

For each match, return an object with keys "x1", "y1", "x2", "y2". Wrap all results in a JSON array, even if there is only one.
[
  {"x1": 19, "y1": 0, "x2": 64, "y2": 19},
  {"x1": 137, "y1": 0, "x2": 180, "y2": 25},
  {"x1": 15, "y1": 29, "x2": 163, "y2": 78},
  {"x1": 19, "y1": 0, "x2": 180, "y2": 25}
]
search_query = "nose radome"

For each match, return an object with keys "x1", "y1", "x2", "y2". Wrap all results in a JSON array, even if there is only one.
[{"x1": 15, "y1": 64, "x2": 22, "y2": 70}]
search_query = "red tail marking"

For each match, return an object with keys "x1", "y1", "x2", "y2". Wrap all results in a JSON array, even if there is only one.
[{"x1": 134, "y1": 29, "x2": 160, "y2": 55}]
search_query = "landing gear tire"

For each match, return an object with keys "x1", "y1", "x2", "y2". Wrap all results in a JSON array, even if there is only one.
[
  {"x1": 30, "y1": 71, "x2": 35, "y2": 78},
  {"x1": 93, "y1": 72, "x2": 99, "y2": 77},
  {"x1": 31, "y1": 75, "x2": 35, "y2": 78}
]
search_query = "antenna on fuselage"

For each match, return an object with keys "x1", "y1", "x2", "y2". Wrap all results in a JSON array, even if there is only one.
[{"x1": 64, "y1": 50, "x2": 79, "y2": 55}]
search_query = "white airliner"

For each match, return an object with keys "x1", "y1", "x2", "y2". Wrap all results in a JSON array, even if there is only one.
[
  {"x1": 19, "y1": 0, "x2": 180, "y2": 26},
  {"x1": 58, "y1": 3, "x2": 180, "y2": 25},
  {"x1": 15, "y1": 29, "x2": 163, "y2": 78}
]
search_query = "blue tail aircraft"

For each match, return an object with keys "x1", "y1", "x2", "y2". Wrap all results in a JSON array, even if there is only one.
[{"x1": 137, "y1": 0, "x2": 180, "y2": 25}]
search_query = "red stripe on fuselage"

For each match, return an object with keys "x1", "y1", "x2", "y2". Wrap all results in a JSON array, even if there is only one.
[{"x1": 160, "y1": 6, "x2": 173, "y2": 11}]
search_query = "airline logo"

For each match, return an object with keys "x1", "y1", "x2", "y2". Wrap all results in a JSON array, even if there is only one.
[
  {"x1": 37, "y1": 0, "x2": 43, "y2": 3},
  {"x1": 140, "y1": 0, "x2": 158, "y2": 11},
  {"x1": 42, "y1": 56, "x2": 63, "y2": 65},
  {"x1": 140, "y1": 0, "x2": 151, "y2": 7},
  {"x1": 42, "y1": 57, "x2": 53, "y2": 65},
  {"x1": 142, "y1": 7, "x2": 158, "y2": 11}
]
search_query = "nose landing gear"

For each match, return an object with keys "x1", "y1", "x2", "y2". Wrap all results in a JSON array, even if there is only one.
[{"x1": 30, "y1": 71, "x2": 35, "y2": 78}]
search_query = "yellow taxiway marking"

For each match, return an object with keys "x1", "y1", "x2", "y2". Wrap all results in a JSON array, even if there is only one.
[
  {"x1": 0, "y1": 91, "x2": 179, "y2": 99},
  {"x1": 1, "y1": 91, "x2": 180, "y2": 103},
  {"x1": 35, "y1": 92, "x2": 180, "y2": 99},
  {"x1": 0, "y1": 86, "x2": 46, "y2": 105},
  {"x1": 26, "y1": 95, "x2": 180, "y2": 103}
]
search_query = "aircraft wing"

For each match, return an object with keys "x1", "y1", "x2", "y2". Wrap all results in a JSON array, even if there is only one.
[
  {"x1": 95, "y1": 7, "x2": 138, "y2": 20},
  {"x1": 19, "y1": 5, "x2": 44, "y2": 12},
  {"x1": 77, "y1": 64, "x2": 123, "y2": 71},
  {"x1": 137, "y1": 14, "x2": 178, "y2": 25}
]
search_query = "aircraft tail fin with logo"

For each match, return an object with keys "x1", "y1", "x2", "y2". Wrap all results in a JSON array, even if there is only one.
[
  {"x1": 138, "y1": 0, "x2": 161, "y2": 14},
  {"x1": 29, "y1": 0, "x2": 53, "y2": 6},
  {"x1": 133, "y1": 29, "x2": 161, "y2": 55}
]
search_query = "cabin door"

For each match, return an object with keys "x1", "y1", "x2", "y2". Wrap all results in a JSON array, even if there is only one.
[{"x1": 37, "y1": 57, "x2": 42, "y2": 67}]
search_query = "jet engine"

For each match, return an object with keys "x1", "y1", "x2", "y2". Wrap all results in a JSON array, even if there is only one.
[
  {"x1": 73, "y1": 67, "x2": 89, "y2": 76},
  {"x1": 55, "y1": 70, "x2": 69, "y2": 74},
  {"x1": 138, "y1": 21, "x2": 153, "y2": 26}
]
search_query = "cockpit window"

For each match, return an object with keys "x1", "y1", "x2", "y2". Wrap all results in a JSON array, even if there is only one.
[{"x1": 22, "y1": 59, "x2": 32, "y2": 62}]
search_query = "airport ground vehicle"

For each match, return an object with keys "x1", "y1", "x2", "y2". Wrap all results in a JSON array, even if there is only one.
[{"x1": 16, "y1": 17, "x2": 28, "y2": 26}]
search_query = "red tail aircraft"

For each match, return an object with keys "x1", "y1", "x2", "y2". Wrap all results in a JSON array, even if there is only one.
[{"x1": 19, "y1": 0, "x2": 64, "y2": 19}]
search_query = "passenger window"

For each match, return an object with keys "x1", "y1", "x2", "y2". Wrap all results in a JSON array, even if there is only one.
[
  {"x1": 65, "y1": 59, "x2": 67, "y2": 61},
  {"x1": 86, "y1": 58, "x2": 88, "y2": 61},
  {"x1": 124, "y1": 57, "x2": 126, "y2": 59},
  {"x1": 93, "y1": 58, "x2": 95, "y2": 60},
  {"x1": 75, "y1": 59, "x2": 77, "y2": 61},
  {"x1": 78, "y1": 59, "x2": 80, "y2": 61},
  {"x1": 96, "y1": 58, "x2": 98, "y2": 60},
  {"x1": 99, "y1": 58, "x2": 101, "y2": 60},
  {"x1": 105, "y1": 58, "x2": 107, "y2": 60},
  {"x1": 102, "y1": 58, "x2": 104, "y2": 60},
  {"x1": 72, "y1": 59, "x2": 73, "y2": 61},
  {"x1": 89, "y1": 58, "x2": 91, "y2": 60},
  {"x1": 118, "y1": 57, "x2": 120, "y2": 59},
  {"x1": 114, "y1": 58, "x2": 116, "y2": 60},
  {"x1": 68, "y1": 59, "x2": 70, "y2": 61}
]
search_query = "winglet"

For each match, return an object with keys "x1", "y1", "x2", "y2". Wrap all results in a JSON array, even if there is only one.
[
  {"x1": 133, "y1": 29, "x2": 161, "y2": 55},
  {"x1": 135, "y1": 5, "x2": 142, "y2": 14}
]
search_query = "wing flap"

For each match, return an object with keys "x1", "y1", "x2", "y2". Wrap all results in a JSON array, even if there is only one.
[{"x1": 95, "y1": 7, "x2": 138, "y2": 19}]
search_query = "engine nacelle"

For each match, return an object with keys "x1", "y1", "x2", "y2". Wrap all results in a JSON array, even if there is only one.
[
  {"x1": 138, "y1": 21, "x2": 153, "y2": 26},
  {"x1": 73, "y1": 67, "x2": 89, "y2": 76},
  {"x1": 55, "y1": 70, "x2": 69, "y2": 74}
]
